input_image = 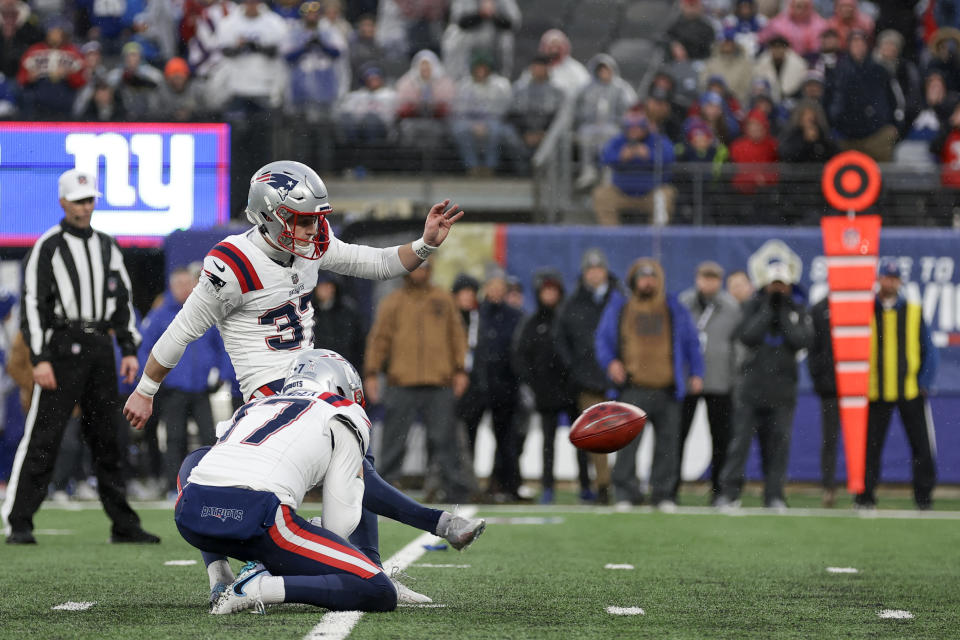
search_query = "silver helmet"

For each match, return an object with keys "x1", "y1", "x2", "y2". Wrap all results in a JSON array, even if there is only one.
[
  {"x1": 245, "y1": 160, "x2": 332, "y2": 260},
  {"x1": 282, "y1": 349, "x2": 365, "y2": 407}
]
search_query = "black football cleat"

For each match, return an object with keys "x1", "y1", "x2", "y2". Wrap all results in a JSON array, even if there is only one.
[
  {"x1": 110, "y1": 528, "x2": 161, "y2": 544},
  {"x1": 6, "y1": 530, "x2": 37, "y2": 544}
]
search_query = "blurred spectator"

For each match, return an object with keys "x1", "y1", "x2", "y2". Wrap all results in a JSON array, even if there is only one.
[
  {"x1": 0, "y1": 70, "x2": 15, "y2": 116},
  {"x1": 127, "y1": 13, "x2": 163, "y2": 65},
  {"x1": 139, "y1": 267, "x2": 223, "y2": 496},
  {"x1": 677, "y1": 118, "x2": 729, "y2": 173},
  {"x1": 284, "y1": 0, "x2": 346, "y2": 171},
  {"x1": 726, "y1": 269, "x2": 754, "y2": 303},
  {"x1": 874, "y1": 29, "x2": 922, "y2": 139},
  {"x1": 336, "y1": 65, "x2": 397, "y2": 148},
  {"x1": 349, "y1": 14, "x2": 386, "y2": 88},
  {"x1": 525, "y1": 28, "x2": 589, "y2": 100},
  {"x1": 319, "y1": 0, "x2": 352, "y2": 94},
  {"x1": 363, "y1": 260, "x2": 472, "y2": 502},
  {"x1": 75, "y1": 0, "x2": 143, "y2": 55},
  {"x1": 747, "y1": 79, "x2": 788, "y2": 135},
  {"x1": 152, "y1": 57, "x2": 206, "y2": 121},
  {"x1": 830, "y1": 30, "x2": 900, "y2": 162},
  {"x1": 451, "y1": 271, "x2": 480, "y2": 382},
  {"x1": 644, "y1": 85, "x2": 684, "y2": 144},
  {"x1": 345, "y1": 0, "x2": 378, "y2": 24},
  {"x1": 875, "y1": 0, "x2": 919, "y2": 63},
  {"x1": 807, "y1": 295, "x2": 840, "y2": 507},
  {"x1": 704, "y1": 74, "x2": 744, "y2": 123},
  {"x1": 930, "y1": 99, "x2": 960, "y2": 187},
  {"x1": 717, "y1": 261, "x2": 813, "y2": 510},
  {"x1": 895, "y1": 71, "x2": 948, "y2": 167},
  {"x1": 723, "y1": 0, "x2": 767, "y2": 57},
  {"x1": 692, "y1": 90, "x2": 739, "y2": 146},
  {"x1": 376, "y1": 0, "x2": 448, "y2": 61},
  {"x1": 460, "y1": 267, "x2": 524, "y2": 502},
  {"x1": 700, "y1": 29, "x2": 753, "y2": 105},
  {"x1": 139, "y1": 0, "x2": 183, "y2": 63},
  {"x1": 17, "y1": 19, "x2": 85, "y2": 119},
  {"x1": 827, "y1": 0, "x2": 874, "y2": 50},
  {"x1": 556, "y1": 248, "x2": 623, "y2": 505},
  {"x1": 593, "y1": 113, "x2": 677, "y2": 225},
  {"x1": 512, "y1": 268, "x2": 592, "y2": 505},
  {"x1": 798, "y1": 68, "x2": 825, "y2": 104},
  {"x1": 573, "y1": 54, "x2": 638, "y2": 189},
  {"x1": 272, "y1": 0, "x2": 302, "y2": 24},
  {"x1": 677, "y1": 261, "x2": 740, "y2": 504},
  {"x1": 78, "y1": 40, "x2": 106, "y2": 86},
  {"x1": 396, "y1": 49, "x2": 455, "y2": 155},
  {"x1": 730, "y1": 109, "x2": 779, "y2": 194},
  {"x1": 505, "y1": 275, "x2": 524, "y2": 309},
  {"x1": 759, "y1": 0, "x2": 828, "y2": 57},
  {"x1": 106, "y1": 42, "x2": 163, "y2": 121},
  {"x1": 856, "y1": 258, "x2": 938, "y2": 510},
  {"x1": 72, "y1": 76, "x2": 122, "y2": 120},
  {"x1": 312, "y1": 272, "x2": 366, "y2": 368},
  {"x1": 185, "y1": 0, "x2": 235, "y2": 86},
  {"x1": 0, "y1": 0, "x2": 42, "y2": 79},
  {"x1": 778, "y1": 99, "x2": 837, "y2": 162},
  {"x1": 506, "y1": 54, "x2": 564, "y2": 163},
  {"x1": 442, "y1": 0, "x2": 521, "y2": 80},
  {"x1": 450, "y1": 52, "x2": 512, "y2": 176},
  {"x1": 666, "y1": 0, "x2": 716, "y2": 61},
  {"x1": 217, "y1": 0, "x2": 289, "y2": 112},
  {"x1": 811, "y1": 27, "x2": 841, "y2": 92},
  {"x1": 754, "y1": 33, "x2": 808, "y2": 104},
  {"x1": 595, "y1": 258, "x2": 703, "y2": 510},
  {"x1": 925, "y1": 28, "x2": 960, "y2": 94}
]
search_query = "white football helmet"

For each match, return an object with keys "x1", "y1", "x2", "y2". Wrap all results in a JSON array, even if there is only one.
[
  {"x1": 245, "y1": 160, "x2": 332, "y2": 260},
  {"x1": 282, "y1": 349, "x2": 365, "y2": 407}
]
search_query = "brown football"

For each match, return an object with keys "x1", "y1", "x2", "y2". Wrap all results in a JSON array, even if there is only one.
[{"x1": 569, "y1": 401, "x2": 647, "y2": 453}]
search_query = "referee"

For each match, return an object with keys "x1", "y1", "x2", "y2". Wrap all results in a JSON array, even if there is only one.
[{"x1": 2, "y1": 169, "x2": 159, "y2": 544}]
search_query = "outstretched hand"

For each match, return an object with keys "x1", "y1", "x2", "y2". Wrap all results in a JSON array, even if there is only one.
[{"x1": 422, "y1": 200, "x2": 465, "y2": 247}]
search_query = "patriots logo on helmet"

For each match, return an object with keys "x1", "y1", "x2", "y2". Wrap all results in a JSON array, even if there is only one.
[{"x1": 255, "y1": 172, "x2": 299, "y2": 202}]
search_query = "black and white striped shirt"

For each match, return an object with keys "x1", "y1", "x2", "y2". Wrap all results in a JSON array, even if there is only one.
[{"x1": 21, "y1": 220, "x2": 140, "y2": 364}]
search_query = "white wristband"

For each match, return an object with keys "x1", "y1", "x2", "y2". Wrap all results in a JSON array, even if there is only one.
[
  {"x1": 411, "y1": 237, "x2": 437, "y2": 261},
  {"x1": 135, "y1": 374, "x2": 161, "y2": 398}
]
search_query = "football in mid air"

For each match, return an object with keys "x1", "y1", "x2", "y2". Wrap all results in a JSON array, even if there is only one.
[{"x1": 569, "y1": 401, "x2": 647, "y2": 453}]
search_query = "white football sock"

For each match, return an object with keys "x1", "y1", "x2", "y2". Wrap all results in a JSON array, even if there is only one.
[
  {"x1": 259, "y1": 576, "x2": 285, "y2": 604},
  {"x1": 435, "y1": 511, "x2": 452, "y2": 537},
  {"x1": 207, "y1": 559, "x2": 234, "y2": 589}
]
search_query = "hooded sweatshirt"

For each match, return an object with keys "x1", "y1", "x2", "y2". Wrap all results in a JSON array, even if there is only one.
[
  {"x1": 396, "y1": 49, "x2": 456, "y2": 118},
  {"x1": 575, "y1": 53, "x2": 638, "y2": 128},
  {"x1": 731, "y1": 109, "x2": 779, "y2": 193}
]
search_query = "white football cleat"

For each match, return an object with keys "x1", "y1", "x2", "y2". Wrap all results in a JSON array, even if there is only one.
[
  {"x1": 439, "y1": 514, "x2": 486, "y2": 551},
  {"x1": 211, "y1": 561, "x2": 269, "y2": 615},
  {"x1": 395, "y1": 580, "x2": 433, "y2": 604}
]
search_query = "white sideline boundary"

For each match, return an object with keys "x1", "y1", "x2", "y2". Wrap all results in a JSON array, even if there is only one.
[{"x1": 302, "y1": 506, "x2": 478, "y2": 640}]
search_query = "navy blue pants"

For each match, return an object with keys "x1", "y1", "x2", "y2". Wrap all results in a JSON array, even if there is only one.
[{"x1": 176, "y1": 449, "x2": 395, "y2": 612}]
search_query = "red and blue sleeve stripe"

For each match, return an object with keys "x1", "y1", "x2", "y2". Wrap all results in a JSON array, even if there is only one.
[
  {"x1": 320, "y1": 392, "x2": 354, "y2": 408},
  {"x1": 208, "y1": 242, "x2": 263, "y2": 293}
]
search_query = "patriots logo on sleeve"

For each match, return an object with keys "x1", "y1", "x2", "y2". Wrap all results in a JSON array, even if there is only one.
[
  {"x1": 255, "y1": 172, "x2": 299, "y2": 202},
  {"x1": 204, "y1": 269, "x2": 227, "y2": 290}
]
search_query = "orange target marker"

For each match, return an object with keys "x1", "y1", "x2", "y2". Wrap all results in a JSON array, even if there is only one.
[{"x1": 821, "y1": 151, "x2": 881, "y2": 212}]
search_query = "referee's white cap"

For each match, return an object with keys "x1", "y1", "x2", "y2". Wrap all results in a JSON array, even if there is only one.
[{"x1": 58, "y1": 169, "x2": 102, "y2": 202}]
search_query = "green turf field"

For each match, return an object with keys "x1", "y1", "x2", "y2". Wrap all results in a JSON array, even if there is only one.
[{"x1": 2, "y1": 496, "x2": 959, "y2": 640}]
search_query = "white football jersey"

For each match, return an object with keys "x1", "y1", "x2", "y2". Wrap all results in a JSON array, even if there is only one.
[
  {"x1": 151, "y1": 225, "x2": 409, "y2": 400},
  {"x1": 188, "y1": 390, "x2": 371, "y2": 538}
]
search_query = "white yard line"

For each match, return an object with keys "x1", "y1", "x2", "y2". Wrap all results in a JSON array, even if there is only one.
[
  {"x1": 302, "y1": 506, "x2": 478, "y2": 640},
  {"x1": 826, "y1": 567, "x2": 858, "y2": 574},
  {"x1": 878, "y1": 609, "x2": 914, "y2": 619},
  {"x1": 604, "y1": 563, "x2": 635, "y2": 570},
  {"x1": 164, "y1": 560, "x2": 198, "y2": 566},
  {"x1": 52, "y1": 602, "x2": 96, "y2": 611},
  {"x1": 606, "y1": 606, "x2": 644, "y2": 616}
]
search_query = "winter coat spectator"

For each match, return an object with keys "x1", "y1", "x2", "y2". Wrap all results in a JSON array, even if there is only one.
[
  {"x1": 318, "y1": 0, "x2": 351, "y2": 102},
  {"x1": 555, "y1": 248, "x2": 624, "y2": 504},
  {"x1": 810, "y1": 28, "x2": 840, "y2": 100},
  {"x1": 759, "y1": 0, "x2": 828, "y2": 57},
  {"x1": 753, "y1": 34, "x2": 808, "y2": 104},
  {"x1": 666, "y1": 0, "x2": 716, "y2": 61},
  {"x1": 395, "y1": 49, "x2": 456, "y2": 149},
  {"x1": 511, "y1": 268, "x2": 591, "y2": 504},
  {"x1": 72, "y1": 76, "x2": 122, "y2": 120},
  {"x1": 746, "y1": 80, "x2": 789, "y2": 136},
  {"x1": 703, "y1": 74, "x2": 745, "y2": 123},
  {"x1": 595, "y1": 258, "x2": 704, "y2": 508},
  {"x1": 507, "y1": 54, "x2": 564, "y2": 160},
  {"x1": 700, "y1": 30, "x2": 754, "y2": 105},
  {"x1": 829, "y1": 30, "x2": 900, "y2": 162},
  {"x1": 896, "y1": 71, "x2": 950, "y2": 167},
  {"x1": 717, "y1": 261, "x2": 813, "y2": 509},
  {"x1": 593, "y1": 113, "x2": 677, "y2": 225},
  {"x1": 17, "y1": 21, "x2": 85, "y2": 119},
  {"x1": 442, "y1": 0, "x2": 521, "y2": 80},
  {"x1": 217, "y1": 0, "x2": 289, "y2": 110},
  {"x1": 677, "y1": 118, "x2": 729, "y2": 178},
  {"x1": 723, "y1": 0, "x2": 767, "y2": 57},
  {"x1": 75, "y1": 0, "x2": 144, "y2": 54},
  {"x1": 185, "y1": 0, "x2": 234, "y2": 84},
  {"x1": 336, "y1": 65, "x2": 397, "y2": 145},
  {"x1": 930, "y1": 100, "x2": 960, "y2": 188},
  {"x1": 807, "y1": 296, "x2": 841, "y2": 506},
  {"x1": 778, "y1": 99, "x2": 837, "y2": 162},
  {"x1": 798, "y1": 68, "x2": 826, "y2": 105},
  {"x1": 677, "y1": 261, "x2": 741, "y2": 503},
  {"x1": 105, "y1": 42, "x2": 162, "y2": 121},
  {"x1": 285, "y1": 2, "x2": 346, "y2": 109},
  {"x1": 0, "y1": 0, "x2": 41, "y2": 79},
  {"x1": 349, "y1": 13, "x2": 386, "y2": 88},
  {"x1": 874, "y1": 29, "x2": 922, "y2": 139},
  {"x1": 690, "y1": 90, "x2": 739, "y2": 146},
  {"x1": 152, "y1": 57, "x2": 206, "y2": 121},
  {"x1": 827, "y1": 0, "x2": 874, "y2": 50},
  {"x1": 644, "y1": 85, "x2": 684, "y2": 144},
  {"x1": 925, "y1": 27, "x2": 960, "y2": 95},
  {"x1": 574, "y1": 53, "x2": 638, "y2": 189},
  {"x1": 449, "y1": 53, "x2": 512, "y2": 175},
  {"x1": 375, "y1": 0, "x2": 448, "y2": 61},
  {"x1": 312, "y1": 272, "x2": 366, "y2": 369},
  {"x1": 518, "y1": 28, "x2": 589, "y2": 101},
  {"x1": 730, "y1": 109, "x2": 779, "y2": 194}
]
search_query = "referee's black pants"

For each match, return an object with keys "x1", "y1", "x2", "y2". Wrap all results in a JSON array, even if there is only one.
[
  {"x1": 859, "y1": 396, "x2": 937, "y2": 508},
  {"x1": 3, "y1": 331, "x2": 141, "y2": 536}
]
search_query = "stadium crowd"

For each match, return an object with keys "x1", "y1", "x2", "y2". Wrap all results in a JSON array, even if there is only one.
[{"x1": 2, "y1": 0, "x2": 960, "y2": 197}]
